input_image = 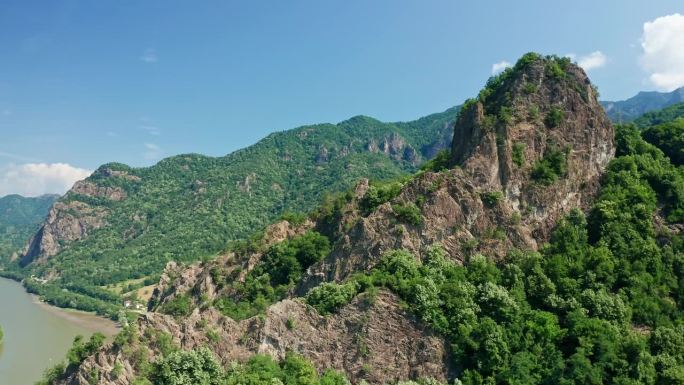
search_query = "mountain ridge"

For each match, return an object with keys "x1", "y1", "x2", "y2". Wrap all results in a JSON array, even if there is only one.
[
  {"x1": 601, "y1": 86, "x2": 684, "y2": 123},
  {"x1": 4, "y1": 106, "x2": 458, "y2": 315}
]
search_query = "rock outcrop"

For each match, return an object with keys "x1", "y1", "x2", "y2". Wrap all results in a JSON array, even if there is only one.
[
  {"x1": 299, "y1": 54, "x2": 614, "y2": 287},
  {"x1": 18, "y1": 170, "x2": 136, "y2": 266},
  {"x1": 19, "y1": 201, "x2": 108, "y2": 266},
  {"x1": 51, "y1": 54, "x2": 617, "y2": 385},
  {"x1": 58, "y1": 291, "x2": 450, "y2": 385}
]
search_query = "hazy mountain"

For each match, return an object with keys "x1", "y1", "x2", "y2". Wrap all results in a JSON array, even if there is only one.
[{"x1": 602, "y1": 86, "x2": 684, "y2": 123}]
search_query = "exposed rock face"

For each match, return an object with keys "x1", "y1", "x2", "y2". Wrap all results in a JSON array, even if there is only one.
[
  {"x1": 367, "y1": 133, "x2": 421, "y2": 164},
  {"x1": 58, "y1": 291, "x2": 450, "y2": 385},
  {"x1": 301, "y1": 55, "x2": 614, "y2": 287},
  {"x1": 449, "y1": 58, "x2": 613, "y2": 231},
  {"x1": 53, "y1": 56, "x2": 616, "y2": 385},
  {"x1": 71, "y1": 181, "x2": 128, "y2": 201},
  {"x1": 149, "y1": 220, "x2": 314, "y2": 310},
  {"x1": 19, "y1": 201, "x2": 108, "y2": 266},
  {"x1": 19, "y1": 171, "x2": 135, "y2": 266}
]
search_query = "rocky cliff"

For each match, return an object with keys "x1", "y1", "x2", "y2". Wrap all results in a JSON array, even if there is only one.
[
  {"x1": 300, "y1": 53, "x2": 613, "y2": 288},
  {"x1": 18, "y1": 172, "x2": 133, "y2": 266},
  {"x1": 49, "y1": 54, "x2": 616, "y2": 385}
]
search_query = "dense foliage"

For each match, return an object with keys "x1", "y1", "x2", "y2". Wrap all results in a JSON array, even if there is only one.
[
  {"x1": 141, "y1": 348, "x2": 351, "y2": 385},
  {"x1": 150, "y1": 350, "x2": 351, "y2": 385},
  {"x1": 642, "y1": 119, "x2": 684, "y2": 166},
  {"x1": 632, "y1": 101, "x2": 684, "y2": 129},
  {"x1": 302, "y1": 123, "x2": 684, "y2": 384},
  {"x1": 2, "y1": 108, "x2": 457, "y2": 316},
  {"x1": 0, "y1": 194, "x2": 57, "y2": 263},
  {"x1": 209, "y1": 231, "x2": 331, "y2": 320},
  {"x1": 531, "y1": 148, "x2": 569, "y2": 185},
  {"x1": 38, "y1": 315, "x2": 351, "y2": 385}
]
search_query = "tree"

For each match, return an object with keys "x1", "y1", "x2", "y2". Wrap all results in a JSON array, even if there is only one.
[{"x1": 155, "y1": 348, "x2": 224, "y2": 385}]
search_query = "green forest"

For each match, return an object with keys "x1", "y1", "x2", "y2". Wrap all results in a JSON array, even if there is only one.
[
  {"x1": 0, "y1": 108, "x2": 457, "y2": 317},
  {"x1": 154, "y1": 115, "x2": 684, "y2": 384},
  {"x1": 32, "y1": 80, "x2": 684, "y2": 385},
  {"x1": 139, "y1": 88, "x2": 684, "y2": 384}
]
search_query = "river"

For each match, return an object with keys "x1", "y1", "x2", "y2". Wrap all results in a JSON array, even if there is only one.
[{"x1": 0, "y1": 278, "x2": 119, "y2": 385}]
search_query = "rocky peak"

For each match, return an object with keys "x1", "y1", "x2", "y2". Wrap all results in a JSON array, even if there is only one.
[
  {"x1": 451, "y1": 53, "x2": 613, "y2": 187},
  {"x1": 449, "y1": 54, "x2": 614, "y2": 234},
  {"x1": 299, "y1": 54, "x2": 615, "y2": 285}
]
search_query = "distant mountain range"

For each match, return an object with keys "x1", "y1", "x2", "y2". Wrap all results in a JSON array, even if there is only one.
[{"x1": 601, "y1": 86, "x2": 684, "y2": 123}]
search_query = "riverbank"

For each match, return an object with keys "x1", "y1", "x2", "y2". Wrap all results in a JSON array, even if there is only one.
[
  {"x1": 32, "y1": 294, "x2": 120, "y2": 337},
  {"x1": 0, "y1": 278, "x2": 119, "y2": 385}
]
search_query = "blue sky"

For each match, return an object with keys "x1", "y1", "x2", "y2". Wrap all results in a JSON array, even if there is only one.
[{"x1": 1, "y1": 0, "x2": 683, "y2": 196}]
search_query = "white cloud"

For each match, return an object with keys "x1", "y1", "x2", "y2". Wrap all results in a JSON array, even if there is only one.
[
  {"x1": 140, "y1": 124, "x2": 161, "y2": 136},
  {"x1": 1, "y1": 109, "x2": 11, "y2": 117},
  {"x1": 565, "y1": 52, "x2": 608, "y2": 71},
  {"x1": 0, "y1": 163, "x2": 91, "y2": 197},
  {"x1": 143, "y1": 143, "x2": 163, "y2": 160},
  {"x1": 491, "y1": 61, "x2": 512, "y2": 75},
  {"x1": 106, "y1": 131, "x2": 117, "y2": 137},
  {"x1": 140, "y1": 48, "x2": 158, "y2": 63},
  {"x1": 577, "y1": 51, "x2": 607, "y2": 71},
  {"x1": 640, "y1": 13, "x2": 684, "y2": 91}
]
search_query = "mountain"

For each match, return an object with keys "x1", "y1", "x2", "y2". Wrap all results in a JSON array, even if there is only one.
[
  {"x1": 0, "y1": 194, "x2": 58, "y2": 263},
  {"x1": 601, "y1": 86, "x2": 684, "y2": 123},
  {"x1": 5, "y1": 108, "x2": 458, "y2": 315},
  {"x1": 45, "y1": 53, "x2": 684, "y2": 385},
  {"x1": 633, "y1": 101, "x2": 684, "y2": 128}
]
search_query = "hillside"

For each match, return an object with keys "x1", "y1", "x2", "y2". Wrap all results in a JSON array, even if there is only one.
[
  {"x1": 0, "y1": 194, "x2": 58, "y2": 264},
  {"x1": 41, "y1": 54, "x2": 684, "y2": 385},
  {"x1": 633, "y1": 101, "x2": 684, "y2": 128},
  {"x1": 4, "y1": 108, "x2": 457, "y2": 315},
  {"x1": 602, "y1": 86, "x2": 684, "y2": 123}
]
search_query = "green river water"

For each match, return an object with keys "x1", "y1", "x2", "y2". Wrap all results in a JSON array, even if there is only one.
[{"x1": 0, "y1": 278, "x2": 118, "y2": 385}]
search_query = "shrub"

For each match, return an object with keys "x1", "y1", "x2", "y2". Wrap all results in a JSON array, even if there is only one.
[
  {"x1": 512, "y1": 143, "x2": 525, "y2": 167},
  {"x1": 528, "y1": 105, "x2": 540, "y2": 121},
  {"x1": 288, "y1": 231, "x2": 331, "y2": 268},
  {"x1": 523, "y1": 82, "x2": 538, "y2": 94},
  {"x1": 498, "y1": 106, "x2": 514, "y2": 124},
  {"x1": 360, "y1": 181, "x2": 405, "y2": 215},
  {"x1": 480, "y1": 191, "x2": 505, "y2": 207},
  {"x1": 546, "y1": 59, "x2": 567, "y2": 79},
  {"x1": 160, "y1": 295, "x2": 193, "y2": 317},
  {"x1": 392, "y1": 202, "x2": 423, "y2": 225},
  {"x1": 544, "y1": 107, "x2": 565, "y2": 128},
  {"x1": 279, "y1": 211, "x2": 307, "y2": 226},
  {"x1": 532, "y1": 148, "x2": 568, "y2": 185},
  {"x1": 155, "y1": 348, "x2": 224, "y2": 385},
  {"x1": 205, "y1": 329, "x2": 220, "y2": 343},
  {"x1": 306, "y1": 281, "x2": 360, "y2": 314},
  {"x1": 67, "y1": 333, "x2": 106, "y2": 367},
  {"x1": 420, "y1": 150, "x2": 451, "y2": 172}
]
